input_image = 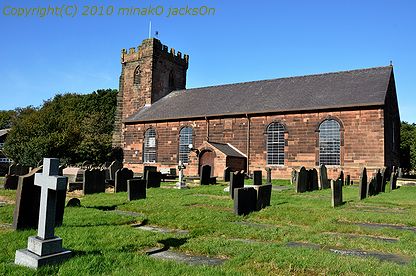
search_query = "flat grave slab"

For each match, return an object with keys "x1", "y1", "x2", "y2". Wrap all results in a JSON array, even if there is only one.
[
  {"x1": 324, "y1": 232, "x2": 399, "y2": 243},
  {"x1": 192, "y1": 194, "x2": 229, "y2": 200},
  {"x1": 347, "y1": 222, "x2": 416, "y2": 233},
  {"x1": 134, "y1": 225, "x2": 189, "y2": 235},
  {"x1": 287, "y1": 242, "x2": 411, "y2": 265},
  {"x1": 187, "y1": 203, "x2": 233, "y2": 212},
  {"x1": 147, "y1": 250, "x2": 225, "y2": 266},
  {"x1": 233, "y1": 221, "x2": 277, "y2": 229},
  {"x1": 111, "y1": 210, "x2": 145, "y2": 217}
]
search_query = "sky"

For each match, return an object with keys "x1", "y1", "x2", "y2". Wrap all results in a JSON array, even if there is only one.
[{"x1": 0, "y1": 0, "x2": 415, "y2": 122}]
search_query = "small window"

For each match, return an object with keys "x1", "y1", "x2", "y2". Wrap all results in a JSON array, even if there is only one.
[
  {"x1": 143, "y1": 128, "x2": 156, "y2": 163},
  {"x1": 134, "y1": 66, "x2": 141, "y2": 86},
  {"x1": 319, "y1": 119, "x2": 341, "y2": 166},
  {"x1": 179, "y1": 127, "x2": 193, "y2": 164},
  {"x1": 266, "y1": 123, "x2": 285, "y2": 165}
]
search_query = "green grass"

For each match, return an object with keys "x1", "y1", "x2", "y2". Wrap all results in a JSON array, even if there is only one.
[{"x1": 1, "y1": 182, "x2": 416, "y2": 275}]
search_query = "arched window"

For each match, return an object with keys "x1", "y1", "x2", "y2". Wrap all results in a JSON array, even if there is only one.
[
  {"x1": 266, "y1": 123, "x2": 285, "y2": 165},
  {"x1": 134, "y1": 66, "x2": 141, "y2": 87},
  {"x1": 319, "y1": 119, "x2": 341, "y2": 165},
  {"x1": 179, "y1": 127, "x2": 193, "y2": 164},
  {"x1": 143, "y1": 128, "x2": 156, "y2": 163}
]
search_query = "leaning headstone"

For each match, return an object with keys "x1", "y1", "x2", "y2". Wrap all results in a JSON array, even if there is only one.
[
  {"x1": 4, "y1": 174, "x2": 19, "y2": 190},
  {"x1": 200, "y1": 165, "x2": 212, "y2": 185},
  {"x1": 230, "y1": 171, "x2": 245, "y2": 199},
  {"x1": 114, "y1": 168, "x2": 134, "y2": 192},
  {"x1": 223, "y1": 167, "x2": 232, "y2": 182},
  {"x1": 66, "y1": 198, "x2": 81, "y2": 207},
  {"x1": 146, "y1": 171, "x2": 162, "y2": 188},
  {"x1": 375, "y1": 170, "x2": 382, "y2": 194},
  {"x1": 253, "y1": 170, "x2": 262, "y2": 185},
  {"x1": 127, "y1": 179, "x2": 146, "y2": 201},
  {"x1": 108, "y1": 160, "x2": 122, "y2": 181},
  {"x1": 143, "y1": 166, "x2": 157, "y2": 180},
  {"x1": 359, "y1": 168, "x2": 367, "y2": 200},
  {"x1": 15, "y1": 158, "x2": 71, "y2": 269},
  {"x1": 234, "y1": 187, "x2": 257, "y2": 216},
  {"x1": 319, "y1": 165, "x2": 329, "y2": 189},
  {"x1": 295, "y1": 167, "x2": 307, "y2": 193},
  {"x1": 253, "y1": 184, "x2": 272, "y2": 211},
  {"x1": 265, "y1": 167, "x2": 272, "y2": 184},
  {"x1": 331, "y1": 179, "x2": 343, "y2": 207}
]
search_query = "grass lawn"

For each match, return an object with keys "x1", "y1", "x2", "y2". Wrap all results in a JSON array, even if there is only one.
[{"x1": 1, "y1": 180, "x2": 416, "y2": 275}]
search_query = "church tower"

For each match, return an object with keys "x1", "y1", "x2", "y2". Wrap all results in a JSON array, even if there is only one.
[{"x1": 112, "y1": 38, "x2": 189, "y2": 147}]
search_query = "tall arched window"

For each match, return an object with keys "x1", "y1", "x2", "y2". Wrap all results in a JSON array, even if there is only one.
[
  {"x1": 134, "y1": 66, "x2": 141, "y2": 87},
  {"x1": 266, "y1": 123, "x2": 285, "y2": 165},
  {"x1": 179, "y1": 127, "x2": 193, "y2": 164},
  {"x1": 143, "y1": 128, "x2": 156, "y2": 163},
  {"x1": 319, "y1": 119, "x2": 341, "y2": 165}
]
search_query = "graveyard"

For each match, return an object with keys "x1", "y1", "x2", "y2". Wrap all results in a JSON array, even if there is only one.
[{"x1": 1, "y1": 170, "x2": 416, "y2": 275}]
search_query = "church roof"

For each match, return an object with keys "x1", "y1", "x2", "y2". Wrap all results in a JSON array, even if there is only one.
[
  {"x1": 207, "y1": 142, "x2": 247, "y2": 158},
  {"x1": 125, "y1": 66, "x2": 393, "y2": 123}
]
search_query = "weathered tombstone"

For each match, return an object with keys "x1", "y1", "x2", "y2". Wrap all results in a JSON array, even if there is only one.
[
  {"x1": 253, "y1": 170, "x2": 262, "y2": 185},
  {"x1": 66, "y1": 198, "x2": 81, "y2": 207},
  {"x1": 345, "y1": 175, "x2": 351, "y2": 186},
  {"x1": 291, "y1": 169, "x2": 298, "y2": 185},
  {"x1": 176, "y1": 161, "x2": 187, "y2": 189},
  {"x1": 359, "y1": 168, "x2": 367, "y2": 200},
  {"x1": 233, "y1": 187, "x2": 257, "y2": 216},
  {"x1": 381, "y1": 167, "x2": 390, "y2": 193},
  {"x1": 375, "y1": 170, "x2": 382, "y2": 194},
  {"x1": 253, "y1": 184, "x2": 272, "y2": 211},
  {"x1": 115, "y1": 168, "x2": 134, "y2": 192},
  {"x1": 200, "y1": 165, "x2": 212, "y2": 185},
  {"x1": 398, "y1": 168, "x2": 403, "y2": 178},
  {"x1": 127, "y1": 179, "x2": 146, "y2": 201},
  {"x1": 146, "y1": 171, "x2": 161, "y2": 188},
  {"x1": 230, "y1": 171, "x2": 245, "y2": 199},
  {"x1": 15, "y1": 158, "x2": 71, "y2": 269},
  {"x1": 389, "y1": 171, "x2": 397, "y2": 191},
  {"x1": 368, "y1": 177, "x2": 377, "y2": 196},
  {"x1": 83, "y1": 169, "x2": 106, "y2": 195},
  {"x1": 308, "y1": 169, "x2": 319, "y2": 191},
  {"x1": 223, "y1": 167, "x2": 232, "y2": 182},
  {"x1": 4, "y1": 174, "x2": 19, "y2": 190},
  {"x1": 331, "y1": 179, "x2": 343, "y2": 207},
  {"x1": 143, "y1": 166, "x2": 157, "y2": 180},
  {"x1": 295, "y1": 167, "x2": 307, "y2": 193},
  {"x1": 339, "y1": 171, "x2": 344, "y2": 186},
  {"x1": 265, "y1": 167, "x2": 272, "y2": 184},
  {"x1": 108, "y1": 160, "x2": 122, "y2": 181},
  {"x1": 8, "y1": 162, "x2": 17, "y2": 175},
  {"x1": 319, "y1": 165, "x2": 329, "y2": 189}
]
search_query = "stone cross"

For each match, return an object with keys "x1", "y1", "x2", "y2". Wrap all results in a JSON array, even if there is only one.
[{"x1": 176, "y1": 161, "x2": 187, "y2": 189}]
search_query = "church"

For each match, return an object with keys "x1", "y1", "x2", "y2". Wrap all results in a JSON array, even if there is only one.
[{"x1": 112, "y1": 38, "x2": 400, "y2": 180}]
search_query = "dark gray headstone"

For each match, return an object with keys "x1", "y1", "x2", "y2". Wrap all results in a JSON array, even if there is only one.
[
  {"x1": 345, "y1": 175, "x2": 351, "y2": 186},
  {"x1": 319, "y1": 165, "x2": 329, "y2": 189},
  {"x1": 381, "y1": 167, "x2": 389, "y2": 193},
  {"x1": 389, "y1": 171, "x2": 397, "y2": 191},
  {"x1": 375, "y1": 170, "x2": 382, "y2": 194},
  {"x1": 295, "y1": 167, "x2": 307, "y2": 193},
  {"x1": 66, "y1": 198, "x2": 81, "y2": 207},
  {"x1": 143, "y1": 166, "x2": 157, "y2": 180},
  {"x1": 359, "y1": 168, "x2": 367, "y2": 200},
  {"x1": 308, "y1": 169, "x2": 319, "y2": 191},
  {"x1": 128, "y1": 179, "x2": 146, "y2": 200},
  {"x1": 200, "y1": 165, "x2": 211, "y2": 185},
  {"x1": 265, "y1": 167, "x2": 272, "y2": 184},
  {"x1": 223, "y1": 167, "x2": 232, "y2": 182},
  {"x1": 230, "y1": 171, "x2": 245, "y2": 199},
  {"x1": 115, "y1": 168, "x2": 134, "y2": 192},
  {"x1": 253, "y1": 170, "x2": 262, "y2": 185},
  {"x1": 146, "y1": 171, "x2": 161, "y2": 188},
  {"x1": 233, "y1": 187, "x2": 257, "y2": 216},
  {"x1": 4, "y1": 175, "x2": 19, "y2": 190},
  {"x1": 254, "y1": 184, "x2": 272, "y2": 211},
  {"x1": 83, "y1": 169, "x2": 106, "y2": 195},
  {"x1": 108, "y1": 160, "x2": 122, "y2": 181},
  {"x1": 368, "y1": 177, "x2": 377, "y2": 196},
  {"x1": 339, "y1": 171, "x2": 344, "y2": 186},
  {"x1": 331, "y1": 179, "x2": 343, "y2": 207}
]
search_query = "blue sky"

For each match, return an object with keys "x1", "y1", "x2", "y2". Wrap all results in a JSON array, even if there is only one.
[{"x1": 0, "y1": 0, "x2": 415, "y2": 122}]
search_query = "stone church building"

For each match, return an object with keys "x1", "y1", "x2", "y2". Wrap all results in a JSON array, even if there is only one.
[{"x1": 113, "y1": 38, "x2": 400, "y2": 180}]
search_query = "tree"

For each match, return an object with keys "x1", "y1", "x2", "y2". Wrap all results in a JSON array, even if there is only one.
[
  {"x1": 0, "y1": 110, "x2": 16, "y2": 129},
  {"x1": 400, "y1": 121, "x2": 416, "y2": 170}
]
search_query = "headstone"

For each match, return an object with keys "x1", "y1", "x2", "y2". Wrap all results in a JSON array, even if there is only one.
[
  {"x1": 13, "y1": 168, "x2": 66, "y2": 230},
  {"x1": 143, "y1": 166, "x2": 157, "y2": 180},
  {"x1": 233, "y1": 187, "x2": 257, "y2": 216},
  {"x1": 375, "y1": 170, "x2": 382, "y2": 194},
  {"x1": 108, "y1": 160, "x2": 122, "y2": 181},
  {"x1": 368, "y1": 177, "x2": 377, "y2": 196},
  {"x1": 265, "y1": 167, "x2": 272, "y2": 184},
  {"x1": 146, "y1": 171, "x2": 161, "y2": 188},
  {"x1": 295, "y1": 167, "x2": 307, "y2": 193},
  {"x1": 381, "y1": 167, "x2": 390, "y2": 193},
  {"x1": 127, "y1": 179, "x2": 146, "y2": 201},
  {"x1": 223, "y1": 167, "x2": 232, "y2": 182},
  {"x1": 4, "y1": 174, "x2": 19, "y2": 190},
  {"x1": 63, "y1": 167, "x2": 84, "y2": 183},
  {"x1": 15, "y1": 158, "x2": 71, "y2": 269},
  {"x1": 291, "y1": 169, "x2": 298, "y2": 185},
  {"x1": 339, "y1": 171, "x2": 344, "y2": 186},
  {"x1": 229, "y1": 171, "x2": 245, "y2": 199},
  {"x1": 345, "y1": 175, "x2": 351, "y2": 186},
  {"x1": 176, "y1": 161, "x2": 187, "y2": 189},
  {"x1": 200, "y1": 165, "x2": 211, "y2": 185},
  {"x1": 359, "y1": 168, "x2": 367, "y2": 200},
  {"x1": 389, "y1": 171, "x2": 397, "y2": 191},
  {"x1": 253, "y1": 170, "x2": 262, "y2": 185},
  {"x1": 319, "y1": 165, "x2": 329, "y2": 189},
  {"x1": 308, "y1": 169, "x2": 319, "y2": 191},
  {"x1": 115, "y1": 168, "x2": 134, "y2": 192},
  {"x1": 66, "y1": 198, "x2": 81, "y2": 207},
  {"x1": 83, "y1": 169, "x2": 106, "y2": 195},
  {"x1": 398, "y1": 168, "x2": 403, "y2": 178},
  {"x1": 331, "y1": 179, "x2": 343, "y2": 207},
  {"x1": 253, "y1": 184, "x2": 272, "y2": 211}
]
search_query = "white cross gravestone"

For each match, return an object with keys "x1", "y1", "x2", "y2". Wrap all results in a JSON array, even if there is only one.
[
  {"x1": 15, "y1": 158, "x2": 71, "y2": 269},
  {"x1": 176, "y1": 161, "x2": 188, "y2": 189}
]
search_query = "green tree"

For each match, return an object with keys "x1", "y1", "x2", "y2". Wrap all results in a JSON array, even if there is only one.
[
  {"x1": 0, "y1": 110, "x2": 16, "y2": 129},
  {"x1": 400, "y1": 121, "x2": 416, "y2": 170}
]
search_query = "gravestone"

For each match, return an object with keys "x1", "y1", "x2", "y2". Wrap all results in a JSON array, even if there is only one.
[
  {"x1": 253, "y1": 184, "x2": 272, "y2": 211},
  {"x1": 15, "y1": 158, "x2": 71, "y2": 269},
  {"x1": 398, "y1": 168, "x2": 403, "y2": 178},
  {"x1": 359, "y1": 168, "x2": 367, "y2": 200},
  {"x1": 66, "y1": 198, "x2": 81, "y2": 207},
  {"x1": 230, "y1": 171, "x2": 245, "y2": 199},
  {"x1": 375, "y1": 170, "x2": 382, "y2": 194},
  {"x1": 146, "y1": 171, "x2": 162, "y2": 188},
  {"x1": 368, "y1": 177, "x2": 377, "y2": 196},
  {"x1": 13, "y1": 168, "x2": 66, "y2": 230},
  {"x1": 83, "y1": 169, "x2": 106, "y2": 195},
  {"x1": 233, "y1": 187, "x2": 257, "y2": 216},
  {"x1": 200, "y1": 165, "x2": 212, "y2": 185},
  {"x1": 291, "y1": 169, "x2": 298, "y2": 185},
  {"x1": 389, "y1": 171, "x2": 397, "y2": 191},
  {"x1": 127, "y1": 179, "x2": 146, "y2": 201},
  {"x1": 4, "y1": 174, "x2": 19, "y2": 190},
  {"x1": 176, "y1": 161, "x2": 187, "y2": 189},
  {"x1": 223, "y1": 167, "x2": 232, "y2": 182},
  {"x1": 253, "y1": 170, "x2": 262, "y2": 185},
  {"x1": 108, "y1": 160, "x2": 122, "y2": 181},
  {"x1": 331, "y1": 179, "x2": 343, "y2": 207},
  {"x1": 115, "y1": 168, "x2": 134, "y2": 192},
  {"x1": 265, "y1": 167, "x2": 272, "y2": 184},
  {"x1": 308, "y1": 169, "x2": 319, "y2": 191},
  {"x1": 381, "y1": 167, "x2": 390, "y2": 193},
  {"x1": 319, "y1": 165, "x2": 329, "y2": 189},
  {"x1": 339, "y1": 171, "x2": 344, "y2": 186},
  {"x1": 345, "y1": 175, "x2": 351, "y2": 186},
  {"x1": 143, "y1": 166, "x2": 157, "y2": 180},
  {"x1": 295, "y1": 167, "x2": 307, "y2": 193}
]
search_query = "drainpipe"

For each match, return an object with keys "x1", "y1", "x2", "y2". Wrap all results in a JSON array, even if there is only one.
[
  {"x1": 246, "y1": 114, "x2": 250, "y2": 175},
  {"x1": 205, "y1": 116, "x2": 209, "y2": 142}
]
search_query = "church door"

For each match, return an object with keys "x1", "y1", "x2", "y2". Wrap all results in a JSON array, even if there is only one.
[{"x1": 199, "y1": 149, "x2": 215, "y2": 176}]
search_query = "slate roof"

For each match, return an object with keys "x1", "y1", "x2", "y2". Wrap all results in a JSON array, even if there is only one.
[
  {"x1": 208, "y1": 142, "x2": 246, "y2": 158},
  {"x1": 125, "y1": 66, "x2": 393, "y2": 123}
]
